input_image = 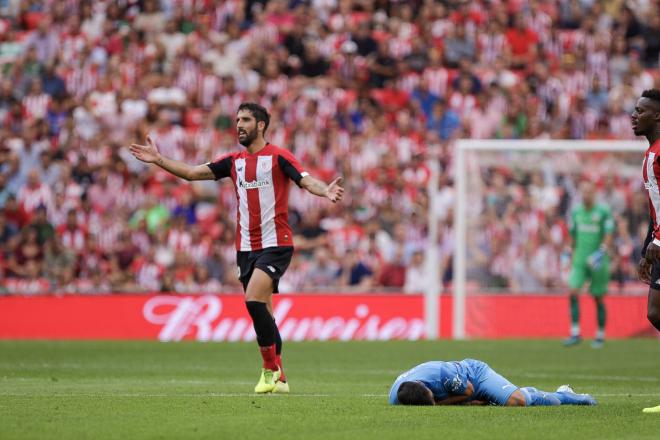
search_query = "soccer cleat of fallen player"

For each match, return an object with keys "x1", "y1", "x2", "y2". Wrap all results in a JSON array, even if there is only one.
[
  {"x1": 555, "y1": 385, "x2": 597, "y2": 405},
  {"x1": 254, "y1": 367, "x2": 281, "y2": 394}
]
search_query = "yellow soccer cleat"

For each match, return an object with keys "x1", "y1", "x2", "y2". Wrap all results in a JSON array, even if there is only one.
[
  {"x1": 272, "y1": 380, "x2": 290, "y2": 394},
  {"x1": 642, "y1": 404, "x2": 660, "y2": 413},
  {"x1": 254, "y1": 368, "x2": 280, "y2": 394}
]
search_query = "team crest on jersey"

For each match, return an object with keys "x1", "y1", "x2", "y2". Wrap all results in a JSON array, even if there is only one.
[
  {"x1": 260, "y1": 161, "x2": 272, "y2": 172},
  {"x1": 444, "y1": 375, "x2": 463, "y2": 393},
  {"x1": 591, "y1": 213, "x2": 600, "y2": 221}
]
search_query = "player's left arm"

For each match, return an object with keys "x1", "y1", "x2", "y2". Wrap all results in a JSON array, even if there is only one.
[
  {"x1": 278, "y1": 151, "x2": 344, "y2": 203},
  {"x1": 300, "y1": 175, "x2": 344, "y2": 203}
]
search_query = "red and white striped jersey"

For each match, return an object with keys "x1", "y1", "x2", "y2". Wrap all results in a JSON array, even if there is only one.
[
  {"x1": 207, "y1": 143, "x2": 308, "y2": 251},
  {"x1": 642, "y1": 140, "x2": 660, "y2": 242}
]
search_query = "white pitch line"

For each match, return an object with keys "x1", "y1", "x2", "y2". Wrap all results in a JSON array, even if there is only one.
[
  {"x1": 0, "y1": 392, "x2": 385, "y2": 398},
  {"x1": 516, "y1": 372, "x2": 659, "y2": 382},
  {"x1": 2, "y1": 392, "x2": 660, "y2": 398}
]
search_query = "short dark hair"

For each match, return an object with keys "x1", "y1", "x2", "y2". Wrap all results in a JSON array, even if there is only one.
[
  {"x1": 237, "y1": 102, "x2": 270, "y2": 135},
  {"x1": 397, "y1": 381, "x2": 434, "y2": 406},
  {"x1": 641, "y1": 89, "x2": 660, "y2": 102}
]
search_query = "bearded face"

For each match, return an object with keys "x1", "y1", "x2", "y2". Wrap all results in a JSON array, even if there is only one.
[{"x1": 236, "y1": 110, "x2": 261, "y2": 147}]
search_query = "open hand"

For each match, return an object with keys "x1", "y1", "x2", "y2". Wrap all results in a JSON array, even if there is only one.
[
  {"x1": 326, "y1": 176, "x2": 344, "y2": 203},
  {"x1": 129, "y1": 135, "x2": 161, "y2": 163}
]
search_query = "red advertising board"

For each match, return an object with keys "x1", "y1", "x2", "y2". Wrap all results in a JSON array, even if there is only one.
[{"x1": 0, "y1": 294, "x2": 655, "y2": 340}]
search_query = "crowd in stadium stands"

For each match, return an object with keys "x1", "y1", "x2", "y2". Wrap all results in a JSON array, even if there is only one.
[{"x1": 0, "y1": 0, "x2": 659, "y2": 295}]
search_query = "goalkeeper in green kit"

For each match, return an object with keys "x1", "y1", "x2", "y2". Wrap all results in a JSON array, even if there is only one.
[{"x1": 563, "y1": 181, "x2": 614, "y2": 348}]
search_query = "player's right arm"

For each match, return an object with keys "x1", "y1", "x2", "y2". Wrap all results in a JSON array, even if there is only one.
[
  {"x1": 433, "y1": 381, "x2": 475, "y2": 405},
  {"x1": 129, "y1": 136, "x2": 216, "y2": 181}
]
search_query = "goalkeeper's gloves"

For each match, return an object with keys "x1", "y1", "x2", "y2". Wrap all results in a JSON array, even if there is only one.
[
  {"x1": 560, "y1": 248, "x2": 572, "y2": 269},
  {"x1": 587, "y1": 246, "x2": 607, "y2": 270}
]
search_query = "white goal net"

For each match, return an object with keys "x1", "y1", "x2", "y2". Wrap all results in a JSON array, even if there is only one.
[{"x1": 443, "y1": 139, "x2": 647, "y2": 339}]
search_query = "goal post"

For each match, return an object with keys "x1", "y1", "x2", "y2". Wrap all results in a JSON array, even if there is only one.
[{"x1": 446, "y1": 139, "x2": 647, "y2": 340}]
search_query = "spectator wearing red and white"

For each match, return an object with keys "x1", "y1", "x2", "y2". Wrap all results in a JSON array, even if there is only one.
[
  {"x1": 185, "y1": 225, "x2": 211, "y2": 264},
  {"x1": 16, "y1": 170, "x2": 53, "y2": 217},
  {"x1": 87, "y1": 167, "x2": 119, "y2": 213},
  {"x1": 88, "y1": 75, "x2": 117, "y2": 118},
  {"x1": 218, "y1": 76, "x2": 246, "y2": 117},
  {"x1": 130, "y1": 218, "x2": 152, "y2": 255},
  {"x1": 448, "y1": 75, "x2": 477, "y2": 118},
  {"x1": 247, "y1": 7, "x2": 280, "y2": 49},
  {"x1": 59, "y1": 15, "x2": 86, "y2": 65},
  {"x1": 328, "y1": 212, "x2": 365, "y2": 257},
  {"x1": 477, "y1": 21, "x2": 507, "y2": 66},
  {"x1": 233, "y1": 59, "x2": 261, "y2": 93},
  {"x1": 194, "y1": 60, "x2": 221, "y2": 110},
  {"x1": 64, "y1": 57, "x2": 101, "y2": 100},
  {"x1": 149, "y1": 110, "x2": 187, "y2": 162},
  {"x1": 607, "y1": 99, "x2": 635, "y2": 140},
  {"x1": 72, "y1": 95, "x2": 100, "y2": 140},
  {"x1": 22, "y1": 79, "x2": 51, "y2": 121},
  {"x1": 134, "y1": 249, "x2": 165, "y2": 291},
  {"x1": 172, "y1": 50, "x2": 201, "y2": 98},
  {"x1": 116, "y1": 174, "x2": 146, "y2": 213},
  {"x1": 93, "y1": 210, "x2": 124, "y2": 253},
  {"x1": 397, "y1": 62, "x2": 421, "y2": 95},
  {"x1": 167, "y1": 215, "x2": 192, "y2": 252},
  {"x1": 58, "y1": 209, "x2": 88, "y2": 253}
]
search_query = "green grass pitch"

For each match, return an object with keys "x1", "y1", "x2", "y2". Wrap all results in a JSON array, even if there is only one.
[{"x1": 1, "y1": 339, "x2": 659, "y2": 439}]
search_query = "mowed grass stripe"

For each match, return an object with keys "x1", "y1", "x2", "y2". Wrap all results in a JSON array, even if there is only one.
[{"x1": 1, "y1": 340, "x2": 659, "y2": 440}]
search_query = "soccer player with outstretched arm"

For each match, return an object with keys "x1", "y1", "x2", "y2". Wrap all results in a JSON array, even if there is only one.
[
  {"x1": 389, "y1": 359, "x2": 596, "y2": 407},
  {"x1": 129, "y1": 102, "x2": 344, "y2": 394},
  {"x1": 632, "y1": 88, "x2": 660, "y2": 414}
]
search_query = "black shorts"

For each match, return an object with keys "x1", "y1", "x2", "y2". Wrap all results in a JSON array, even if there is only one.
[
  {"x1": 651, "y1": 263, "x2": 660, "y2": 287},
  {"x1": 236, "y1": 246, "x2": 294, "y2": 293}
]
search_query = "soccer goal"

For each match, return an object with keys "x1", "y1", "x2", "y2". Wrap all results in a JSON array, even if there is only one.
[{"x1": 428, "y1": 139, "x2": 648, "y2": 340}]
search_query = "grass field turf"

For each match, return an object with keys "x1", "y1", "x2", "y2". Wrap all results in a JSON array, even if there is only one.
[{"x1": 0, "y1": 340, "x2": 659, "y2": 440}]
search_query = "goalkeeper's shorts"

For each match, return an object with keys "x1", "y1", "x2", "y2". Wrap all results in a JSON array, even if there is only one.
[{"x1": 568, "y1": 258, "x2": 610, "y2": 296}]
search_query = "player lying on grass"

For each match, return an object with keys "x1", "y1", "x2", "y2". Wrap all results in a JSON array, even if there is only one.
[{"x1": 389, "y1": 359, "x2": 597, "y2": 406}]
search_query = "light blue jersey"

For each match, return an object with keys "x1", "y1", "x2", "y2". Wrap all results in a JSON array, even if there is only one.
[{"x1": 388, "y1": 359, "x2": 517, "y2": 405}]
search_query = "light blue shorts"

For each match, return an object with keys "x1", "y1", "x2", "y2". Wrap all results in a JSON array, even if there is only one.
[{"x1": 470, "y1": 361, "x2": 519, "y2": 406}]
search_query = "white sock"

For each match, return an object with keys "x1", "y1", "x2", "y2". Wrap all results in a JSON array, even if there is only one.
[
  {"x1": 596, "y1": 329, "x2": 605, "y2": 340},
  {"x1": 571, "y1": 324, "x2": 580, "y2": 337}
]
